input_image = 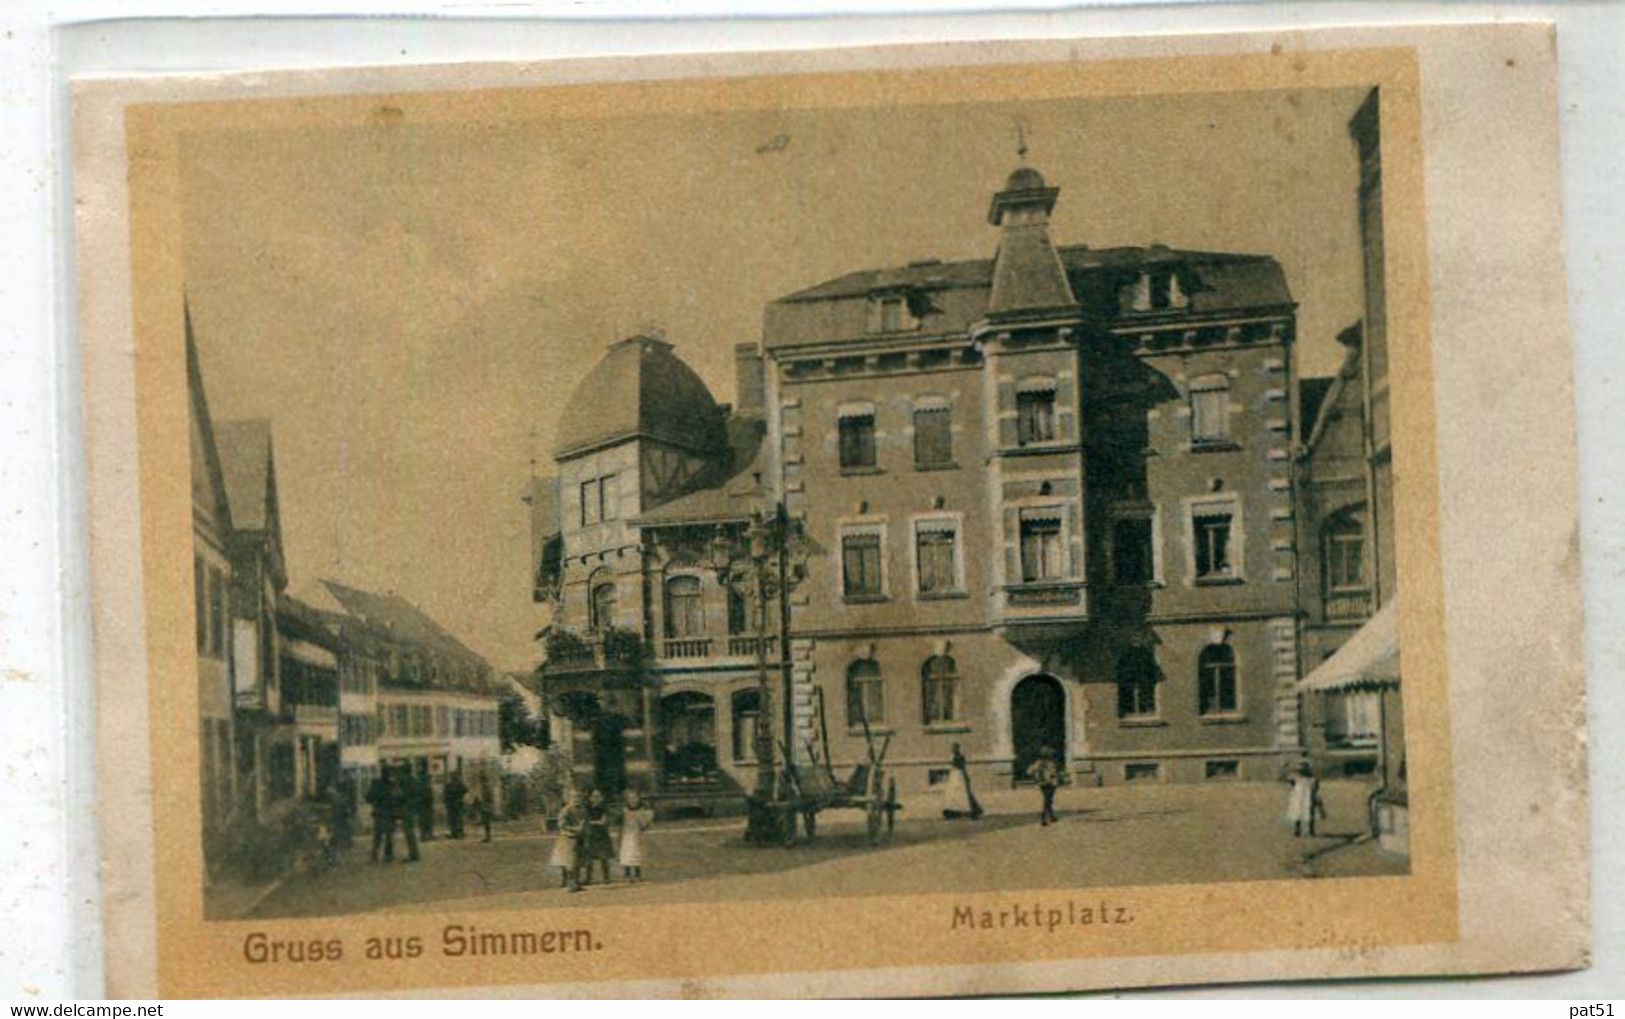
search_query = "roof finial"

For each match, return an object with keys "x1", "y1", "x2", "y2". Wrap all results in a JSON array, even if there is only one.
[{"x1": 1014, "y1": 116, "x2": 1030, "y2": 163}]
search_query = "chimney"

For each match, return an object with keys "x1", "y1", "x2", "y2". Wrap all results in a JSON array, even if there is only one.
[{"x1": 735, "y1": 342, "x2": 765, "y2": 417}]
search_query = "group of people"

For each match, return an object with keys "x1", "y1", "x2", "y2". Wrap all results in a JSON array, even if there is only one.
[
  {"x1": 548, "y1": 787, "x2": 654, "y2": 893},
  {"x1": 361, "y1": 764, "x2": 496, "y2": 864},
  {"x1": 939, "y1": 742, "x2": 1063, "y2": 826}
]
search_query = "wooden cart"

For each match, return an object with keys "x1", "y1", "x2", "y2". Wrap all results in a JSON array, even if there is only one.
[{"x1": 765, "y1": 688, "x2": 901, "y2": 847}]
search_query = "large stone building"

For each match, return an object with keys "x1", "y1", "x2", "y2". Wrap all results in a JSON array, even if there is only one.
[{"x1": 532, "y1": 156, "x2": 1312, "y2": 803}]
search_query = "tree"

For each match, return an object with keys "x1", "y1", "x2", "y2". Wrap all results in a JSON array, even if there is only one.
[{"x1": 498, "y1": 689, "x2": 546, "y2": 752}]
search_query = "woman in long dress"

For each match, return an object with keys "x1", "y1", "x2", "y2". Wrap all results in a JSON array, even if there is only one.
[
  {"x1": 618, "y1": 788, "x2": 654, "y2": 882},
  {"x1": 941, "y1": 743, "x2": 984, "y2": 820},
  {"x1": 550, "y1": 789, "x2": 585, "y2": 892}
]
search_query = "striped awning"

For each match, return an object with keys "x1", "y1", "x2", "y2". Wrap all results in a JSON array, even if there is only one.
[{"x1": 1298, "y1": 599, "x2": 1400, "y2": 693}]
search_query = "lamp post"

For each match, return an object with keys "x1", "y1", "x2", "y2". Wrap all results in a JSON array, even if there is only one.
[{"x1": 708, "y1": 501, "x2": 810, "y2": 843}]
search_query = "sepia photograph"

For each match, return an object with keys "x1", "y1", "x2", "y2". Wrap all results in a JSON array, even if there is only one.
[
  {"x1": 72, "y1": 24, "x2": 1588, "y2": 996},
  {"x1": 179, "y1": 80, "x2": 1408, "y2": 922}
]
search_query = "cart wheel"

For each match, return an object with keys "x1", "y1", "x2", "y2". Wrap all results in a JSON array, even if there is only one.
[
  {"x1": 780, "y1": 810, "x2": 797, "y2": 848},
  {"x1": 866, "y1": 803, "x2": 883, "y2": 846}
]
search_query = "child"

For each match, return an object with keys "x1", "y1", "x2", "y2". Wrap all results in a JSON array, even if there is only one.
[
  {"x1": 551, "y1": 789, "x2": 585, "y2": 892},
  {"x1": 579, "y1": 788, "x2": 616, "y2": 887},
  {"x1": 618, "y1": 788, "x2": 654, "y2": 882},
  {"x1": 1285, "y1": 761, "x2": 1328, "y2": 837}
]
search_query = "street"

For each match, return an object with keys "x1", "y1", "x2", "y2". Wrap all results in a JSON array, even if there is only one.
[{"x1": 222, "y1": 780, "x2": 1406, "y2": 921}]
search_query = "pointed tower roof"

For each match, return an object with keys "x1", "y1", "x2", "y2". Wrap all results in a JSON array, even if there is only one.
[{"x1": 985, "y1": 163, "x2": 1079, "y2": 320}]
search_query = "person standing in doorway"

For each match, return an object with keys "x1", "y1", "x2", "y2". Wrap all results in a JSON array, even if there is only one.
[{"x1": 1027, "y1": 746, "x2": 1062, "y2": 827}]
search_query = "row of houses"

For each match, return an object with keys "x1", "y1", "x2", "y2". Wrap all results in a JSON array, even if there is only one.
[
  {"x1": 188, "y1": 315, "x2": 504, "y2": 879},
  {"x1": 524, "y1": 90, "x2": 1406, "y2": 852}
]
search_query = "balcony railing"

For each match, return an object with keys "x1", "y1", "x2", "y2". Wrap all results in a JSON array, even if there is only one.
[
  {"x1": 661, "y1": 637, "x2": 714, "y2": 660},
  {"x1": 726, "y1": 635, "x2": 778, "y2": 659},
  {"x1": 1325, "y1": 589, "x2": 1372, "y2": 622}
]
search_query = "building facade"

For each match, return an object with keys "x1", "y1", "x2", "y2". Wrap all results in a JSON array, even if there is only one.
[
  {"x1": 532, "y1": 159, "x2": 1309, "y2": 804},
  {"x1": 1296, "y1": 88, "x2": 1407, "y2": 853},
  {"x1": 322, "y1": 580, "x2": 504, "y2": 821}
]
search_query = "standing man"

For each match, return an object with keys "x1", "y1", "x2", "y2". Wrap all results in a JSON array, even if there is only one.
[
  {"x1": 366, "y1": 767, "x2": 394, "y2": 863},
  {"x1": 396, "y1": 767, "x2": 422, "y2": 863},
  {"x1": 414, "y1": 764, "x2": 436, "y2": 842},
  {"x1": 1027, "y1": 746, "x2": 1062, "y2": 827},
  {"x1": 443, "y1": 770, "x2": 468, "y2": 840},
  {"x1": 474, "y1": 776, "x2": 496, "y2": 843}
]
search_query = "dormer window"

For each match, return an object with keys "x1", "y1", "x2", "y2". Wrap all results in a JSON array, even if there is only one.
[
  {"x1": 869, "y1": 293, "x2": 918, "y2": 333},
  {"x1": 1129, "y1": 269, "x2": 1189, "y2": 312}
]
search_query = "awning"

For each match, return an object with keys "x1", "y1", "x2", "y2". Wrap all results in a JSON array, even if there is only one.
[{"x1": 1298, "y1": 599, "x2": 1400, "y2": 693}]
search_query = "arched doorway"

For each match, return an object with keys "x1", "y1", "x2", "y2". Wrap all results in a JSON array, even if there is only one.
[{"x1": 1011, "y1": 674, "x2": 1066, "y2": 781}]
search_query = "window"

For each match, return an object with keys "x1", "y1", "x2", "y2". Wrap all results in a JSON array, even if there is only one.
[
  {"x1": 726, "y1": 587, "x2": 751, "y2": 636},
  {"x1": 1124, "y1": 762, "x2": 1161, "y2": 782},
  {"x1": 1116, "y1": 647, "x2": 1160, "y2": 720},
  {"x1": 1326, "y1": 691, "x2": 1381, "y2": 747},
  {"x1": 579, "y1": 474, "x2": 617, "y2": 526},
  {"x1": 1019, "y1": 511, "x2": 1065, "y2": 582},
  {"x1": 1204, "y1": 760, "x2": 1239, "y2": 781},
  {"x1": 1112, "y1": 516, "x2": 1155, "y2": 585},
  {"x1": 589, "y1": 578, "x2": 617, "y2": 631},
  {"x1": 870, "y1": 294, "x2": 917, "y2": 333},
  {"x1": 838, "y1": 411, "x2": 877, "y2": 470},
  {"x1": 209, "y1": 568, "x2": 227, "y2": 656},
  {"x1": 1016, "y1": 386, "x2": 1057, "y2": 445},
  {"x1": 913, "y1": 405, "x2": 953, "y2": 467},
  {"x1": 846, "y1": 659, "x2": 885, "y2": 727},
  {"x1": 664, "y1": 576, "x2": 705, "y2": 638},
  {"x1": 1198, "y1": 643, "x2": 1239, "y2": 716},
  {"x1": 1324, "y1": 512, "x2": 1365, "y2": 591},
  {"x1": 841, "y1": 530, "x2": 885, "y2": 599},
  {"x1": 1192, "y1": 508, "x2": 1236, "y2": 581},
  {"x1": 1190, "y1": 375, "x2": 1231, "y2": 446},
  {"x1": 731, "y1": 689, "x2": 761, "y2": 762},
  {"x1": 588, "y1": 477, "x2": 607, "y2": 526},
  {"x1": 915, "y1": 522, "x2": 959, "y2": 595},
  {"x1": 921, "y1": 655, "x2": 960, "y2": 725},
  {"x1": 194, "y1": 558, "x2": 207, "y2": 652}
]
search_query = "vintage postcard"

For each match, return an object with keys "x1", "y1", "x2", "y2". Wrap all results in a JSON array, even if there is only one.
[{"x1": 73, "y1": 21, "x2": 1588, "y2": 997}]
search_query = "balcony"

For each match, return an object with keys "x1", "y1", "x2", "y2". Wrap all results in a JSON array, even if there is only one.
[{"x1": 661, "y1": 638, "x2": 714, "y2": 660}]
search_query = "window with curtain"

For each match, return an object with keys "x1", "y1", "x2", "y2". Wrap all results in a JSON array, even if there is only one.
[
  {"x1": 1116, "y1": 646, "x2": 1160, "y2": 719},
  {"x1": 1324, "y1": 512, "x2": 1365, "y2": 590},
  {"x1": 1189, "y1": 375, "x2": 1231, "y2": 445},
  {"x1": 664, "y1": 576, "x2": 705, "y2": 638},
  {"x1": 913, "y1": 406, "x2": 953, "y2": 466},
  {"x1": 838, "y1": 412, "x2": 877, "y2": 469},
  {"x1": 847, "y1": 659, "x2": 885, "y2": 727},
  {"x1": 921, "y1": 655, "x2": 960, "y2": 724},
  {"x1": 1016, "y1": 387, "x2": 1057, "y2": 445},
  {"x1": 1198, "y1": 643, "x2": 1239, "y2": 715},
  {"x1": 1192, "y1": 508, "x2": 1236, "y2": 580},
  {"x1": 915, "y1": 523, "x2": 959, "y2": 595},
  {"x1": 842, "y1": 530, "x2": 884, "y2": 598},
  {"x1": 1019, "y1": 511, "x2": 1065, "y2": 582}
]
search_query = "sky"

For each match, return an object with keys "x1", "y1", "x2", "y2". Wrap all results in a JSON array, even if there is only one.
[{"x1": 181, "y1": 84, "x2": 1370, "y2": 672}]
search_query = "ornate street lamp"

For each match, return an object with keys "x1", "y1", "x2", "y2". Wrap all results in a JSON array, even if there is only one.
[{"x1": 707, "y1": 501, "x2": 811, "y2": 843}]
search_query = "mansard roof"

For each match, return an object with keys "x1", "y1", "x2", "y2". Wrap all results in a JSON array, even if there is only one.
[
  {"x1": 766, "y1": 245, "x2": 1294, "y2": 348},
  {"x1": 553, "y1": 334, "x2": 729, "y2": 461}
]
